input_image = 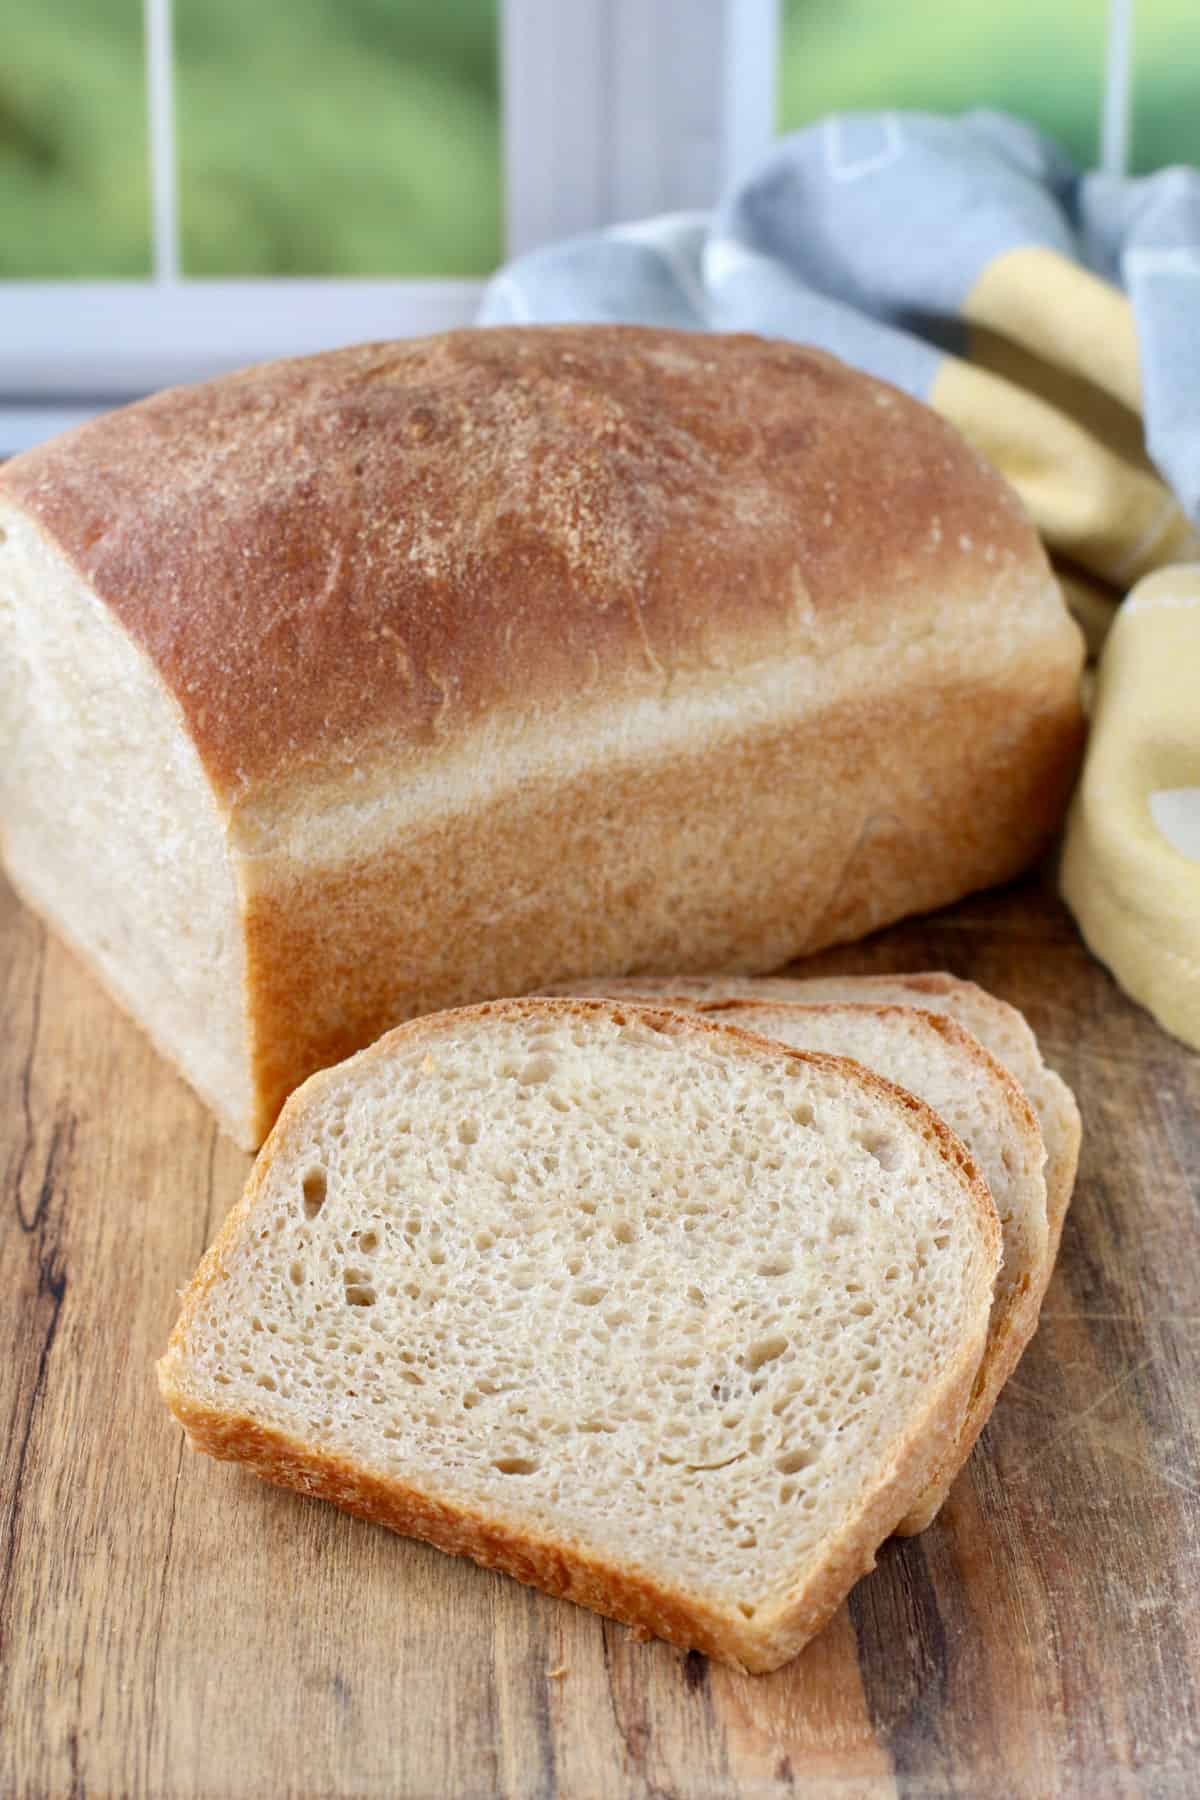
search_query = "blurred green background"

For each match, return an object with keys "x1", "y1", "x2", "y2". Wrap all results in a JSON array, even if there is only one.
[
  {"x1": 0, "y1": 0, "x2": 501, "y2": 277},
  {"x1": 777, "y1": 0, "x2": 1200, "y2": 175},
  {"x1": 0, "y1": 0, "x2": 1196, "y2": 280}
]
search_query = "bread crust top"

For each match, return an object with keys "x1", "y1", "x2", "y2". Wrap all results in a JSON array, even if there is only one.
[{"x1": 0, "y1": 326, "x2": 1060, "y2": 803}]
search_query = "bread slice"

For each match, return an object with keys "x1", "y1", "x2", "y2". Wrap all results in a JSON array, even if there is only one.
[
  {"x1": 158, "y1": 998, "x2": 1000, "y2": 1674},
  {"x1": 551, "y1": 972, "x2": 1081, "y2": 1263}
]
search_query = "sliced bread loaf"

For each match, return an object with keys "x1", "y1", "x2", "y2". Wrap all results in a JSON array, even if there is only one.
[
  {"x1": 550, "y1": 972, "x2": 1080, "y2": 1263},
  {"x1": 158, "y1": 998, "x2": 1000, "y2": 1673}
]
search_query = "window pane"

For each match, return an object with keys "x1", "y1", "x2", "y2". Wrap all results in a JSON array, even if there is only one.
[
  {"x1": 174, "y1": 0, "x2": 501, "y2": 277},
  {"x1": 777, "y1": 0, "x2": 1105, "y2": 173},
  {"x1": 1134, "y1": 1, "x2": 1200, "y2": 173},
  {"x1": 0, "y1": 0, "x2": 151, "y2": 277}
]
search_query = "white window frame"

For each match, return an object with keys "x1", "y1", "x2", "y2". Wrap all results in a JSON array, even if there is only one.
[{"x1": 0, "y1": 0, "x2": 778, "y2": 452}]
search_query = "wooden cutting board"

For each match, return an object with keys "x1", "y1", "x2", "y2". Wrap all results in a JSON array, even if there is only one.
[{"x1": 3, "y1": 869, "x2": 1198, "y2": 1799}]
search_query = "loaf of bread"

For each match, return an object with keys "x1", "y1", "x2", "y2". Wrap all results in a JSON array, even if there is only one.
[
  {"x1": 0, "y1": 326, "x2": 1085, "y2": 1146},
  {"x1": 158, "y1": 998, "x2": 1001, "y2": 1673}
]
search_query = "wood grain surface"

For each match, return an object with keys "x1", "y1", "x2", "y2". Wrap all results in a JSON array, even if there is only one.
[{"x1": 2, "y1": 866, "x2": 1198, "y2": 1799}]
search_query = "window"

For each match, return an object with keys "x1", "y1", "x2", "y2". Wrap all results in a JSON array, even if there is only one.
[
  {"x1": 0, "y1": 1, "x2": 775, "y2": 452},
  {"x1": 2, "y1": 1, "x2": 1190, "y2": 454}
]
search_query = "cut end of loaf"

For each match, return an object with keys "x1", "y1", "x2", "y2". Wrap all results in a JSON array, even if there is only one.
[
  {"x1": 0, "y1": 502, "x2": 255, "y2": 1142},
  {"x1": 160, "y1": 998, "x2": 1000, "y2": 1671}
]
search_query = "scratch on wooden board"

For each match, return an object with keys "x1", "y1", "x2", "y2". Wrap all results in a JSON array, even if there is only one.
[{"x1": 1003, "y1": 1355, "x2": 1158, "y2": 1483}]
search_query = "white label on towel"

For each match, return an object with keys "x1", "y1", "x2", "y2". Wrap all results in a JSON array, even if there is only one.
[{"x1": 1149, "y1": 787, "x2": 1200, "y2": 862}]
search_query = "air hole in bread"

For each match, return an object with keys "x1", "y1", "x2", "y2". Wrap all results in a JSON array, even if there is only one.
[
  {"x1": 792, "y1": 1103, "x2": 815, "y2": 1126},
  {"x1": 777, "y1": 1446, "x2": 817, "y2": 1475},
  {"x1": 343, "y1": 1269, "x2": 377, "y2": 1307},
  {"x1": 745, "y1": 1334, "x2": 788, "y2": 1373},
  {"x1": 357, "y1": 1230, "x2": 379, "y2": 1255},
  {"x1": 757, "y1": 1255, "x2": 792, "y2": 1277},
  {"x1": 612, "y1": 1220, "x2": 636, "y2": 1245},
  {"x1": 302, "y1": 1169, "x2": 327, "y2": 1219},
  {"x1": 289, "y1": 1262, "x2": 304, "y2": 1287},
  {"x1": 861, "y1": 1135, "x2": 904, "y2": 1172},
  {"x1": 518, "y1": 1055, "x2": 556, "y2": 1086},
  {"x1": 493, "y1": 1456, "x2": 539, "y2": 1476},
  {"x1": 830, "y1": 1217, "x2": 856, "y2": 1238},
  {"x1": 574, "y1": 1285, "x2": 606, "y2": 1307},
  {"x1": 257, "y1": 1373, "x2": 276, "y2": 1391}
]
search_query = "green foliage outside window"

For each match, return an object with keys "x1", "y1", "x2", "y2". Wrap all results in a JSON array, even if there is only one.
[
  {"x1": 0, "y1": 1, "x2": 1194, "y2": 280},
  {"x1": 778, "y1": 0, "x2": 1200, "y2": 177}
]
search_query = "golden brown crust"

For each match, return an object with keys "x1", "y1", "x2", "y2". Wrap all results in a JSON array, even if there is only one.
[
  {"x1": 158, "y1": 997, "x2": 1001, "y2": 1671},
  {"x1": 1, "y1": 325, "x2": 1061, "y2": 804}
]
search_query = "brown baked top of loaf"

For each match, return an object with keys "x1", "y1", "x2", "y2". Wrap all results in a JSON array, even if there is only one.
[{"x1": 0, "y1": 325, "x2": 1046, "y2": 802}]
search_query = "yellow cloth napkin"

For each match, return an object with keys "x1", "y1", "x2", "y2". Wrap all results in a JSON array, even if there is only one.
[
  {"x1": 1060, "y1": 567, "x2": 1200, "y2": 1049},
  {"x1": 939, "y1": 245, "x2": 1200, "y2": 1048}
]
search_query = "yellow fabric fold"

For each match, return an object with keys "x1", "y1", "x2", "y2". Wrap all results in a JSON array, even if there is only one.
[
  {"x1": 1061, "y1": 567, "x2": 1200, "y2": 1049},
  {"x1": 966, "y1": 245, "x2": 1142, "y2": 413},
  {"x1": 925, "y1": 242, "x2": 1200, "y2": 1050},
  {"x1": 1052, "y1": 560, "x2": 1121, "y2": 662},
  {"x1": 931, "y1": 355, "x2": 1199, "y2": 589}
]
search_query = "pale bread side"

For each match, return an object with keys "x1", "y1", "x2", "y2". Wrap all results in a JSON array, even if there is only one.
[{"x1": 158, "y1": 997, "x2": 1000, "y2": 1673}]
